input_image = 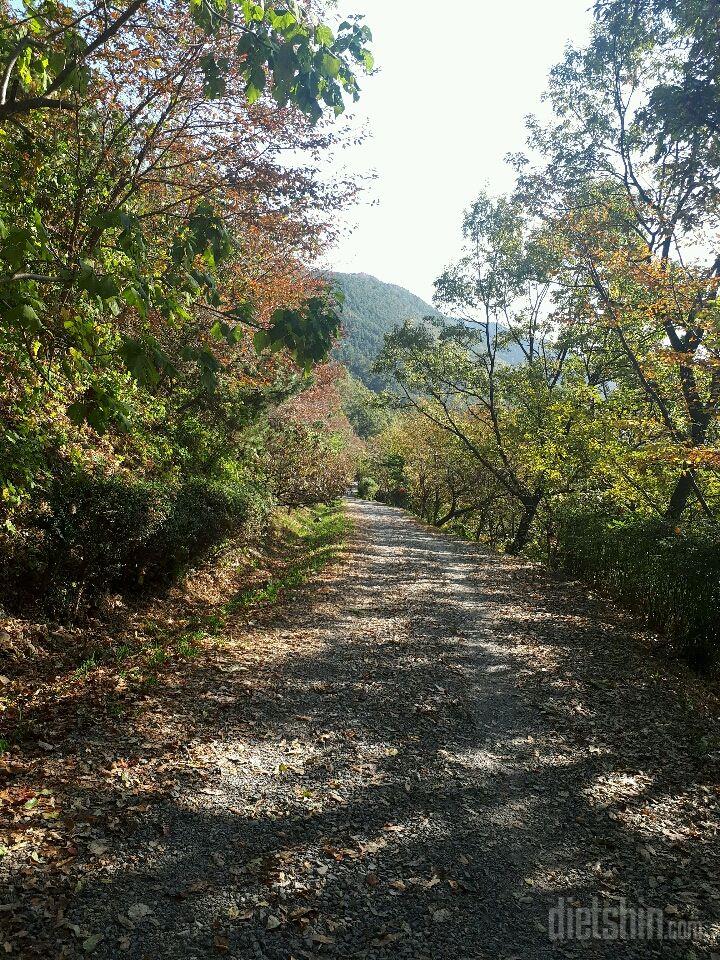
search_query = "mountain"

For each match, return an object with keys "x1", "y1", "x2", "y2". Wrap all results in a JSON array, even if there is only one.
[
  {"x1": 328, "y1": 270, "x2": 525, "y2": 390},
  {"x1": 330, "y1": 272, "x2": 444, "y2": 390}
]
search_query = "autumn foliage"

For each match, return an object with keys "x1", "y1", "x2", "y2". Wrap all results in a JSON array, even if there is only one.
[
  {"x1": 0, "y1": 0, "x2": 372, "y2": 615},
  {"x1": 360, "y1": 0, "x2": 720, "y2": 662}
]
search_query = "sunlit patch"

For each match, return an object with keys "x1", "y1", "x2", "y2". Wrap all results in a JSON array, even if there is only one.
[
  {"x1": 582, "y1": 769, "x2": 654, "y2": 808},
  {"x1": 467, "y1": 733, "x2": 582, "y2": 770},
  {"x1": 613, "y1": 786, "x2": 720, "y2": 843},
  {"x1": 482, "y1": 795, "x2": 538, "y2": 831},
  {"x1": 521, "y1": 864, "x2": 595, "y2": 894},
  {"x1": 445, "y1": 745, "x2": 513, "y2": 773}
]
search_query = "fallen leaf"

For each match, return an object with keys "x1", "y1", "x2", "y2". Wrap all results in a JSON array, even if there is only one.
[
  {"x1": 127, "y1": 903, "x2": 152, "y2": 920},
  {"x1": 372, "y1": 932, "x2": 402, "y2": 946},
  {"x1": 182, "y1": 879, "x2": 209, "y2": 896}
]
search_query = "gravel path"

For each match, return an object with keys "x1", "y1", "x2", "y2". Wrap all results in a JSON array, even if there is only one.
[{"x1": 6, "y1": 499, "x2": 720, "y2": 958}]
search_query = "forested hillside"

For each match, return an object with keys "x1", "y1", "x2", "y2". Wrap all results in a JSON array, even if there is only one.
[
  {"x1": 331, "y1": 272, "x2": 445, "y2": 388},
  {"x1": 331, "y1": 270, "x2": 525, "y2": 388}
]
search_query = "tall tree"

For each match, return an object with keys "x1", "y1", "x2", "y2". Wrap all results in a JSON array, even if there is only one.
[
  {"x1": 377, "y1": 195, "x2": 612, "y2": 552},
  {"x1": 0, "y1": 0, "x2": 373, "y2": 537},
  {"x1": 516, "y1": 0, "x2": 720, "y2": 517}
]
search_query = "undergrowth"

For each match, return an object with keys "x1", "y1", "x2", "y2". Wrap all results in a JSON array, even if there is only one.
[{"x1": 0, "y1": 501, "x2": 351, "y2": 749}]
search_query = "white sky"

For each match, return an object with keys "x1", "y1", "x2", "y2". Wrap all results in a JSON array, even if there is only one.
[{"x1": 322, "y1": 0, "x2": 593, "y2": 302}]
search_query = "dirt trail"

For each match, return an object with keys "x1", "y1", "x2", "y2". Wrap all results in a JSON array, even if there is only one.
[{"x1": 3, "y1": 499, "x2": 720, "y2": 959}]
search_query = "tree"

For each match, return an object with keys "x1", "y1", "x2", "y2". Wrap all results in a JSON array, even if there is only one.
[
  {"x1": 264, "y1": 364, "x2": 359, "y2": 505},
  {"x1": 515, "y1": 0, "x2": 720, "y2": 518},
  {"x1": 338, "y1": 370, "x2": 391, "y2": 439},
  {"x1": 0, "y1": 0, "x2": 374, "y2": 609},
  {"x1": 371, "y1": 414, "x2": 506, "y2": 534},
  {"x1": 376, "y1": 195, "x2": 613, "y2": 552},
  {"x1": 0, "y1": 0, "x2": 373, "y2": 122}
]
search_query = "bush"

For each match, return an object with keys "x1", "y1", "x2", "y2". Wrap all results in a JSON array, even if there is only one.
[
  {"x1": 263, "y1": 421, "x2": 355, "y2": 508},
  {"x1": 0, "y1": 470, "x2": 269, "y2": 618},
  {"x1": 357, "y1": 475, "x2": 379, "y2": 500},
  {"x1": 555, "y1": 511, "x2": 720, "y2": 667}
]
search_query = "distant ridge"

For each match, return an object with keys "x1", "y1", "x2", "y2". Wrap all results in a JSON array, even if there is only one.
[{"x1": 329, "y1": 271, "x2": 444, "y2": 389}]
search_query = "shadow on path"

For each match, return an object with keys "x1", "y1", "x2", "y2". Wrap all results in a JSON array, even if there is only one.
[{"x1": 3, "y1": 499, "x2": 719, "y2": 959}]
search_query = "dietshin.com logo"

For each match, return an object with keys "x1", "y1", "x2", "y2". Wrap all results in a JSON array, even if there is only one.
[{"x1": 548, "y1": 898, "x2": 711, "y2": 942}]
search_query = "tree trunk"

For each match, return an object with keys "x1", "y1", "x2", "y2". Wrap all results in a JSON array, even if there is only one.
[
  {"x1": 507, "y1": 494, "x2": 541, "y2": 554},
  {"x1": 664, "y1": 470, "x2": 695, "y2": 521},
  {"x1": 436, "y1": 494, "x2": 457, "y2": 527}
]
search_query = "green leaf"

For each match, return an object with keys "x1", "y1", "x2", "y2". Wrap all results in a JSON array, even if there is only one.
[
  {"x1": 315, "y1": 24, "x2": 334, "y2": 47},
  {"x1": 8, "y1": 303, "x2": 41, "y2": 332},
  {"x1": 200, "y1": 53, "x2": 227, "y2": 99},
  {"x1": 120, "y1": 336, "x2": 174, "y2": 387},
  {"x1": 320, "y1": 53, "x2": 341, "y2": 78},
  {"x1": 122, "y1": 286, "x2": 148, "y2": 318},
  {"x1": 246, "y1": 65, "x2": 266, "y2": 104},
  {"x1": 272, "y1": 43, "x2": 298, "y2": 83},
  {"x1": 253, "y1": 329, "x2": 269, "y2": 352},
  {"x1": 82, "y1": 934, "x2": 103, "y2": 953},
  {"x1": 77, "y1": 266, "x2": 119, "y2": 301}
]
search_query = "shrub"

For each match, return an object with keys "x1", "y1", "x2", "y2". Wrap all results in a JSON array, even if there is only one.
[
  {"x1": 263, "y1": 422, "x2": 355, "y2": 507},
  {"x1": 0, "y1": 470, "x2": 269, "y2": 618},
  {"x1": 555, "y1": 511, "x2": 720, "y2": 667},
  {"x1": 357, "y1": 475, "x2": 379, "y2": 500}
]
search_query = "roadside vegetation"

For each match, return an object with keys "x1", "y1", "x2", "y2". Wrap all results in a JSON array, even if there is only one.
[
  {"x1": 0, "y1": 500, "x2": 351, "y2": 753},
  {"x1": 0, "y1": 0, "x2": 371, "y2": 622},
  {"x1": 356, "y1": 0, "x2": 720, "y2": 667}
]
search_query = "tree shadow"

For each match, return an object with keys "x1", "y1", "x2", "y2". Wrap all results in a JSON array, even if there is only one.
[{"x1": 2, "y1": 499, "x2": 719, "y2": 959}]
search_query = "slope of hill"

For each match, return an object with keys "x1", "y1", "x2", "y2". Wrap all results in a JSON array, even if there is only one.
[{"x1": 330, "y1": 272, "x2": 444, "y2": 389}]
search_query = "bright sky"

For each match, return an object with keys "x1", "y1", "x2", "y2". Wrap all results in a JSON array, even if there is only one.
[{"x1": 322, "y1": 0, "x2": 593, "y2": 302}]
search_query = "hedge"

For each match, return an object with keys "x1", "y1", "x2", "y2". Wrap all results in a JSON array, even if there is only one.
[
  {"x1": 555, "y1": 511, "x2": 720, "y2": 667},
  {"x1": 0, "y1": 471, "x2": 270, "y2": 618}
]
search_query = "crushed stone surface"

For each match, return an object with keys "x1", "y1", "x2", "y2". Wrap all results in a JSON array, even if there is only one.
[{"x1": 3, "y1": 498, "x2": 719, "y2": 958}]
